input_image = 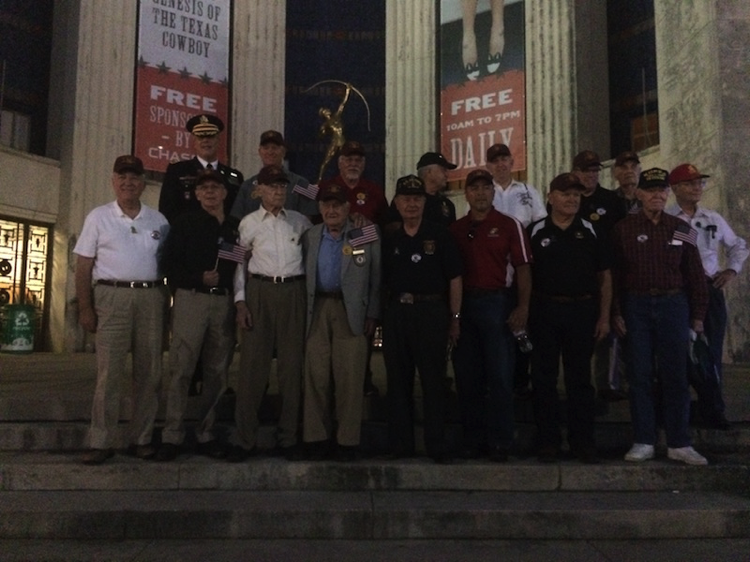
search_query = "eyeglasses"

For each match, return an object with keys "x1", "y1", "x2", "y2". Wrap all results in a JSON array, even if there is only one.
[{"x1": 677, "y1": 179, "x2": 706, "y2": 189}]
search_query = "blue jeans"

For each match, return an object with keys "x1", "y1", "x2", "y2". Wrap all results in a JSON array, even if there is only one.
[
  {"x1": 698, "y1": 282, "x2": 727, "y2": 417},
  {"x1": 622, "y1": 292, "x2": 692, "y2": 448},
  {"x1": 452, "y1": 292, "x2": 515, "y2": 450}
]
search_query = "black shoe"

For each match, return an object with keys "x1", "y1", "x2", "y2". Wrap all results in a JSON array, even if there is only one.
[
  {"x1": 573, "y1": 445, "x2": 600, "y2": 465},
  {"x1": 155, "y1": 443, "x2": 180, "y2": 462},
  {"x1": 128, "y1": 443, "x2": 157, "y2": 460},
  {"x1": 335, "y1": 445, "x2": 360, "y2": 462},
  {"x1": 514, "y1": 385, "x2": 534, "y2": 400},
  {"x1": 282, "y1": 444, "x2": 305, "y2": 462},
  {"x1": 195, "y1": 440, "x2": 228, "y2": 459},
  {"x1": 432, "y1": 453, "x2": 454, "y2": 465},
  {"x1": 363, "y1": 381, "x2": 380, "y2": 397},
  {"x1": 537, "y1": 445, "x2": 559, "y2": 464},
  {"x1": 488, "y1": 446, "x2": 510, "y2": 463},
  {"x1": 82, "y1": 448, "x2": 114, "y2": 465},
  {"x1": 226, "y1": 445, "x2": 257, "y2": 463},
  {"x1": 458, "y1": 446, "x2": 485, "y2": 460},
  {"x1": 598, "y1": 388, "x2": 628, "y2": 402},
  {"x1": 305, "y1": 440, "x2": 331, "y2": 461}
]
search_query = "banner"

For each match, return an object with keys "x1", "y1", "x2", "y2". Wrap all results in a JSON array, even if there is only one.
[
  {"x1": 134, "y1": 0, "x2": 231, "y2": 173},
  {"x1": 439, "y1": 0, "x2": 526, "y2": 182}
]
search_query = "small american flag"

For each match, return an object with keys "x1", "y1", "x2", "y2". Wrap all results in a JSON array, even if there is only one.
[
  {"x1": 292, "y1": 182, "x2": 319, "y2": 200},
  {"x1": 217, "y1": 242, "x2": 246, "y2": 263},
  {"x1": 348, "y1": 224, "x2": 379, "y2": 247},
  {"x1": 673, "y1": 222, "x2": 698, "y2": 246}
]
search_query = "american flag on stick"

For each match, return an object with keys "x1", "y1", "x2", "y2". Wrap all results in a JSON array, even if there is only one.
[
  {"x1": 673, "y1": 223, "x2": 698, "y2": 246},
  {"x1": 217, "y1": 241, "x2": 246, "y2": 263},
  {"x1": 293, "y1": 182, "x2": 319, "y2": 200},
  {"x1": 348, "y1": 224, "x2": 379, "y2": 247}
]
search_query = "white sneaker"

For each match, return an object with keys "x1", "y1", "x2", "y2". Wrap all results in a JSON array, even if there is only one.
[
  {"x1": 624, "y1": 443, "x2": 655, "y2": 462},
  {"x1": 667, "y1": 446, "x2": 708, "y2": 466}
]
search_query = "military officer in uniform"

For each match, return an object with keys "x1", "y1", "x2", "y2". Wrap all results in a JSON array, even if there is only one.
[
  {"x1": 382, "y1": 175, "x2": 463, "y2": 463},
  {"x1": 158, "y1": 114, "x2": 244, "y2": 224}
]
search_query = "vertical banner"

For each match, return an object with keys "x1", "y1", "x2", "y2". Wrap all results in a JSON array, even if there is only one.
[
  {"x1": 439, "y1": 0, "x2": 526, "y2": 182},
  {"x1": 134, "y1": 0, "x2": 231, "y2": 173}
]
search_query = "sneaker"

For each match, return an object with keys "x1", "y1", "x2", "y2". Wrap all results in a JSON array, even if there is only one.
[
  {"x1": 624, "y1": 443, "x2": 655, "y2": 462},
  {"x1": 667, "y1": 446, "x2": 708, "y2": 466}
]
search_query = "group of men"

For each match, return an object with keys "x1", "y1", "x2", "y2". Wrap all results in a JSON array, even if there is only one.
[{"x1": 74, "y1": 112, "x2": 746, "y2": 467}]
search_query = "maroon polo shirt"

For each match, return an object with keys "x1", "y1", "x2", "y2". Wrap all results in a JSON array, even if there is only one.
[
  {"x1": 450, "y1": 209, "x2": 533, "y2": 290},
  {"x1": 319, "y1": 175, "x2": 388, "y2": 226}
]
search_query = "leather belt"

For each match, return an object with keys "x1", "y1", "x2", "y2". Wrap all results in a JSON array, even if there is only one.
[
  {"x1": 534, "y1": 292, "x2": 593, "y2": 303},
  {"x1": 630, "y1": 288, "x2": 682, "y2": 297},
  {"x1": 316, "y1": 291, "x2": 343, "y2": 299},
  {"x1": 194, "y1": 286, "x2": 231, "y2": 296},
  {"x1": 464, "y1": 287, "x2": 506, "y2": 297},
  {"x1": 250, "y1": 274, "x2": 305, "y2": 284},
  {"x1": 97, "y1": 280, "x2": 163, "y2": 289},
  {"x1": 396, "y1": 292, "x2": 444, "y2": 304}
]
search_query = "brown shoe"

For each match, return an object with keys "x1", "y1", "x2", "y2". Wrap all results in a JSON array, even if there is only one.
[{"x1": 82, "y1": 448, "x2": 114, "y2": 465}]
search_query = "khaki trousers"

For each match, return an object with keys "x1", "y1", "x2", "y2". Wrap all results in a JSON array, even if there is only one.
[
  {"x1": 162, "y1": 289, "x2": 234, "y2": 445},
  {"x1": 89, "y1": 284, "x2": 166, "y2": 449},
  {"x1": 303, "y1": 296, "x2": 367, "y2": 446},
  {"x1": 235, "y1": 277, "x2": 306, "y2": 449}
]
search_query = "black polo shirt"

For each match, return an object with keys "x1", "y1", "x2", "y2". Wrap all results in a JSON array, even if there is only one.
[
  {"x1": 527, "y1": 216, "x2": 611, "y2": 297},
  {"x1": 161, "y1": 208, "x2": 240, "y2": 291},
  {"x1": 577, "y1": 185, "x2": 626, "y2": 236},
  {"x1": 382, "y1": 219, "x2": 463, "y2": 295}
]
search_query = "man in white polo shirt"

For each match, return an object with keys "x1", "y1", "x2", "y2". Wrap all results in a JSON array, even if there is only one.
[{"x1": 74, "y1": 155, "x2": 170, "y2": 465}]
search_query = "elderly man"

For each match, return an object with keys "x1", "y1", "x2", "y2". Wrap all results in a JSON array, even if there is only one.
[
  {"x1": 527, "y1": 173, "x2": 612, "y2": 463},
  {"x1": 383, "y1": 175, "x2": 463, "y2": 463},
  {"x1": 157, "y1": 170, "x2": 240, "y2": 461},
  {"x1": 301, "y1": 183, "x2": 381, "y2": 460},
  {"x1": 449, "y1": 169, "x2": 532, "y2": 462},
  {"x1": 319, "y1": 140, "x2": 388, "y2": 227},
  {"x1": 74, "y1": 155, "x2": 170, "y2": 465},
  {"x1": 572, "y1": 150, "x2": 626, "y2": 235},
  {"x1": 231, "y1": 130, "x2": 317, "y2": 220},
  {"x1": 230, "y1": 164, "x2": 312, "y2": 462},
  {"x1": 485, "y1": 143, "x2": 546, "y2": 227},
  {"x1": 612, "y1": 168, "x2": 709, "y2": 465},
  {"x1": 158, "y1": 114, "x2": 244, "y2": 223},
  {"x1": 667, "y1": 163, "x2": 748, "y2": 429},
  {"x1": 613, "y1": 150, "x2": 642, "y2": 215}
]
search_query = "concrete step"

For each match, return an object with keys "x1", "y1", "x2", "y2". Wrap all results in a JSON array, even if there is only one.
[
  {"x1": 2, "y1": 453, "x2": 749, "y2": 493},
  {"x1": 1, "y1": 488, "x2": 749, "y2": 540}
]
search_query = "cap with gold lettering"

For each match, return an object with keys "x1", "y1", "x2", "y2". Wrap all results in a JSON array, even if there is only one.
[
  {"x1": 638, "y1": 167, "x2": 670, "y2": 190},
  {"x1": 395, "y1": 174, "x2": 426, "y2": 196}
]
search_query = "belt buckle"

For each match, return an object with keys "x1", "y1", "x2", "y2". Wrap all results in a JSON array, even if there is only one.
[
  {"x1": 273, "y1": 276, "x2": 283, "y2": 284},
  {"x1": 399, "y1": 292, "x2": 414, "y2": 304}
]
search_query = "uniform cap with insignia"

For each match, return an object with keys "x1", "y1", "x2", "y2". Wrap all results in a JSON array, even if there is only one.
[
  {"x1": 195, "y1": 169, "x2": 226, "y2": 186},
  {"x1": 340, "y1": 140, "x2": 366, "y2": 157},
  {"x1": 259, "y1": 130, "x2": 285, "y2": 146},
  {"x1": 113, "y1": 155, "x2": 145, "y2": 175},
  {"x1": 486, "y1": 143, "x2": 512, "y2": 161},
  {"x1": 465, "y1": 169, "x2": 493, "y2": 186},
  {"x1": 638, "y1": 167, "x2": 670, "y2": 190},
  {"x1": 257, "y1": 164, "x2": 288, "y2": 186},
  {"x1": 318, "y1": 183, "x2": 348, "y2": 203},
  {"x1": 572, "y1": 150, "x2": 602, "y2": 170},
  {"x1": 549, "y1": 173, "x2": 586, "y2": 192},
  {"x1": 395, "y1": 174, "x2": 426, "y2": 196},
  {"x1": 186, "y1": 114, "x2": 225, "y2": 137},
  {"x1": 668, "y1": 163, "x2": 710, "y2": 185},
  {"x1": 416, "y1": 152, "x2": 458, "y2": 170},
  {"x1": 615, "y1": 150, "x2": 640, "y2": 167}
]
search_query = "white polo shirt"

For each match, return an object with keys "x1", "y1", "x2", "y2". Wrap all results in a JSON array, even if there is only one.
[{"x1": 74, "y1": 201, "x2": 170, "y2": 281}]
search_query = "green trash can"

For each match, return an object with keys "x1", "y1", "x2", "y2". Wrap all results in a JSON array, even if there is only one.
[{"x1": 1, "y1": 304, "x2": 36, "y2": 354}]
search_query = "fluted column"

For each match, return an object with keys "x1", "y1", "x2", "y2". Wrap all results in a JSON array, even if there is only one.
[
  {"x1": 385, "y1": 0, "x2": 436, "y2": 198},
  {"x1": 231, "y1": 2, "x2": 287, "y2": 177}
]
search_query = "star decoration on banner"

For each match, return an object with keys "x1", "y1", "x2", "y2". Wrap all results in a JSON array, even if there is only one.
[
  {"x1": 220, "y1": 77, "x2": 229, "y2": 88},
  {"x1": 179, "y1": 67, "x2": 191, "y2": 79},
  {"x1": 137, "y1": 56, "x2": 148, "y2": 68},
  {"x1": 199, "y1": 71, "x2": 212, "y2": 84},
  {"x1": 157, "y1": 61, "x2": 171, "y2": 74}
]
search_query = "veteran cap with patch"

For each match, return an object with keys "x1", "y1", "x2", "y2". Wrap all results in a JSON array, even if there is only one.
[
  {"x1": 615, "y1": 151, "x2": 640, "y2": 167},
  {"x1": 549, "y1": 172, "x2": 586, "y2": 192},
  {"x1": 260, "y1": 130, "x2": 285, "y2": 146},
  {"x1": 340, "y1": 140, "x2": 366, "y2": 157},
  {"x1": 573, "y1": 150, "x2": 602, "y2": 170},
  {"x1": 638, "y1": 167, "x2": 670, "y2": 190},
  {"x1": 257, "y1": 164, "x2": 288, "y2": 186},
  {"x1": 113, "y1": 155, "x2": 144, "y2": 175},
  {"x1": 395, "y1": 174, "x2": 426, "y2": 196},
  {"x1": 195, "y1": 169, "x2": 226, "y2": 187},
  {"x1": 318, "y1": 183, "x2": 348, "y2": 203},
  {"x1": 486, "y1": 143, "x2": 512, "y2": 162}
]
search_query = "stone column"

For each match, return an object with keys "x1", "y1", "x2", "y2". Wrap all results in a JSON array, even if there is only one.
[
  {"x1": 385, "y1": 0, "x2": 436, "y2": 199},
  {"x1": 656, "y1": 0, "x2": 750, "y2": 361}
]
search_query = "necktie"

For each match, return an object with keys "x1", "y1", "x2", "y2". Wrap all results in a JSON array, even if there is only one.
[{"x1": 206, "y1": 163, "x2": 213, "y2": 170}]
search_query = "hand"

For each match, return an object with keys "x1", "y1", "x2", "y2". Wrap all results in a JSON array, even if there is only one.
[
  {"x1": 612, "y1": 315, "x2": 627, "y2": 338},
  {"x1": 506, "y1": 306, "x2": 528, "y2": 334},
  {"x1": 244, "y1": 248, "x2": 254, "y2": 261},
  {"x1": 78, "y1": 307, "x2": 97, "y2": 333},
  {"x1": 594, "y1": 315, "x2": 611, "y2": 342},
  {"x1": 691, "y1": 319, "x2": 704, "y2": 334},
  {"x1": 350, "y1": 212, "x2": 371, "y2": 229},
  {"x1": 202, "y1": 270, "x2": 220, "y2": 286},
  {"x1": 363, "y1": 317, "x2": 377, "y2": 338},
  {"x1": 448, "y1": 318, "x2": 461, "y2": 346},
  {"x1": 235, "y1": 301, "x2": 253, "y2": 330},
  {"x1": 712, "y1": 269, "x2": 736, "y2": 289}
]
